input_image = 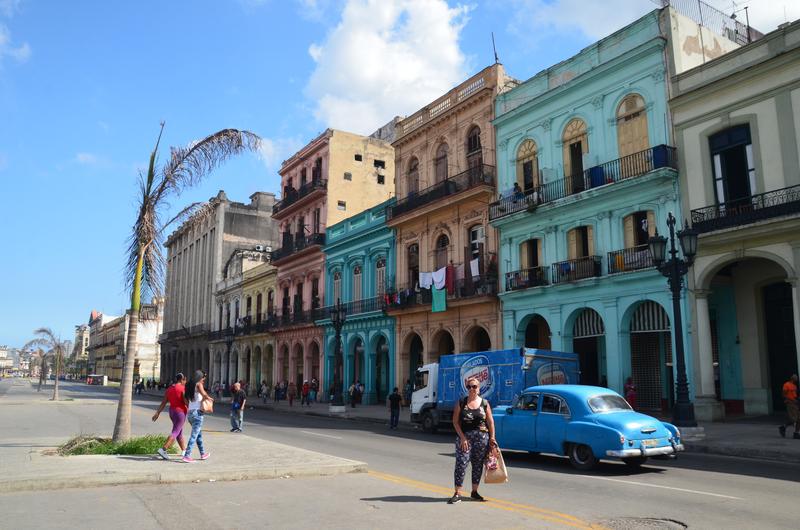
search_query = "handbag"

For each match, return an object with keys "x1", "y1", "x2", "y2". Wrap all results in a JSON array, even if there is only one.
[
  {"x1": 484, "y1": 447, "x2": 508, "y2": 484},
  {"x1": 201, "y1": 397, "x2": 214, "y2": 414}
]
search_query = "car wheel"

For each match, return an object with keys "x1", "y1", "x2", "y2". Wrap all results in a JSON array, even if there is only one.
[
  {"x1": 422, "y1": 412, "x2": 437, "y2": 434},
  {"x1": 622, "y1": 456, "x2": 648, "y2": 468},
  {"x1": 568, "y1": 443, "x2": 598, "y2": 470}
]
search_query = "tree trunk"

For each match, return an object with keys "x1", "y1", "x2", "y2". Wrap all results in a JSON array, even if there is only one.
[
  {"x1": 52, "y1": 352, "x2": 60, "y2": 401},
  {"x1": 113, "y1": 310, "x2": 139, "y2": 442}
]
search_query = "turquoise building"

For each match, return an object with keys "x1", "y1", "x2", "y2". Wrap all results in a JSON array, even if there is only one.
[
  {"x1": 317, "y1": 199, "x2": 396, "y2": 404},
  {"x1": 489, "y1": 10, "x2": 693, "y2": 412}
]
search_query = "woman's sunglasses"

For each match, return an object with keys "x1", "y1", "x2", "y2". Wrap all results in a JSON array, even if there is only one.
[{"x1": 467, "y1": 384, "x2": 479, "y2": 389}]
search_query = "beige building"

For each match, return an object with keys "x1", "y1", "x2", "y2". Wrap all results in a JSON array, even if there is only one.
[
  {"x1": 71, "y1": 324, "x2": 90, "y2": 377},
  {"x1": 205, "y1": 249, "x2": 277, "y2": 394},
  {"x1": 671, "y1": 19, "x2": 800, "y2": 420},
  {"x1": 387, "y1": 64, "x2": 515, "y2": 387},
  {"x1": 160, "y1": 190, "x2": 279, "y2": 381},
  {"x1": 87, "y1": 302, "x2": 163, "y2": 381}
]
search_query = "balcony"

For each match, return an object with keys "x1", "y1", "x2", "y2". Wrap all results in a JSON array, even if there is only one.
[
  {"x1": 607, "y1": 245, "x2": 653, "y2": 274},
  {"x1": 387, "y1": 272, "x2": 498, "y2": 311},
  {"x1": 690, "y1": 184, "x2": 800, "y2": 234},
  {"x1": 272, "y1": 178, "x2": 327, "y2": 218},
  {"x1": 489, "y1": 145, "x2": 677, "y2": 221},
  {"x1": 505, "y1": 266, "x2": 549, "y2": 292},
  {"x1": 271, "y1": 233, "x2": 325, "y2": 264},
  {"x1": 270, "y1": 308, "x2": 324, "y2": 330},
  {"x1": 387, "y1": 164, "x2": 495, "y2": 222},
  {"x1": 551, "y1": 256, "x2": 602, "y2": 284},
  {"x1": 316, "y1": 296, "x2": 386, "y2": 321}
]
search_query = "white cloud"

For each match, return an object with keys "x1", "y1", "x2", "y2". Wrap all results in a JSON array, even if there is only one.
[
  {"x1": 258, "y1": 137, "x2": 304, "y2": 170},
  {"x1": 75, "y1": 153, "x2": 100, "y2": 165},
  {"x1": 0, "y1": 23, "x2": 30, "y2": 64},
  {"x1": 0, "y1": 0, "x2": 21, "y2": 18},
  {"x1": 734, "y1": 0, "x2": 800, "y2": 32},
  {"x1": 296, "y1": 0, "x2": 335, "y2": 22},
  {"x1": 305, "y1": 0, "x2": 471, "y2": 135}
]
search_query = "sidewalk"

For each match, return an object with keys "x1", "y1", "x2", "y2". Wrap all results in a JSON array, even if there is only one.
[{"x1": 216, "y1": 393, "x2": 800, "y2": 464}]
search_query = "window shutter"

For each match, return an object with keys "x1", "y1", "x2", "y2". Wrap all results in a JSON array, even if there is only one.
[
  {"x1": 587, "y1": 226, "x2": 595, "y2": 256},
  {"x1": 536, "y1": 239, "x2": 543, "y2": 267},
  {"x1": 646, "y1": 211, "x2": 656, "y2": 237},
  {"x1": 624, "y1": 215, "x2": 635, "y2": 249},
  {"x1": 567, "y1": 229, "x2": 577, "y2": 260},
  {"x1": 519, "y1": 242, "x2": 529, "y2": 269}
]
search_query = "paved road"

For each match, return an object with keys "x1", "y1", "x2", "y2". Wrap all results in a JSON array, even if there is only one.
[{"x1": 3, "y1": 379, "x2": 798, "y2": 529}]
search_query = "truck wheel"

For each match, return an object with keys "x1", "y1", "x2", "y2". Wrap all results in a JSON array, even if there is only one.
[
  {"x1": 622, "y1": 456, "x2": 648, "y2": 468},
  {"x1": 422, "y1": 412, "x2": 437, "y2": 433},
  {"x1": 568, "y1": 443, "x2": 598, "y2": 471}
]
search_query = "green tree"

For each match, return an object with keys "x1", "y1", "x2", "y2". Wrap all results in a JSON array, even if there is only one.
[
  {"x1": 113, "y1": 124, "x2": 260, "y2": 442},
  {"x1": 23, "y1": 328, "x2": 68, "y2": 400}
]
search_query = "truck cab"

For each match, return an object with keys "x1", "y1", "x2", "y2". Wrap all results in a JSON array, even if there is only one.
[{"x1": 410, "y1": 363, "x2": 439, "y2": 432}]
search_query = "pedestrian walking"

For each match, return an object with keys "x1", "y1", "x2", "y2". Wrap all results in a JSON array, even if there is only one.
[
  {"x1": 152, "y1": 372, "x2": 187, "y2": 460},
  {"x1": 349, "y1": 381, "x2": 357, "y2": 408},
  {"x1": 230, "y1": 382, "x2": 246, "y2": 432},
  {"x1": 357, "y1": 380, "x2": 364, "y2": 404},
  {"x1": 261, "y1": 381, "x2": 269, "y2": 404},
  {"x1": 448, "y1": 376, "x2": 496, "y2": 504},
  {"x1": 403, "y1": 379, "x2": 413, "y2": 407},
  {"x1": 288, "y1": 381, "x2": 296, "y2": 407},
  {"x1": 779, "y1": 374, "x2": 800, "y2": 439},
  {"x1": 624, "y1": 377, "x2": 637, "y2": 410},
  {"x1": 388, "y1": 387, "x2": 402, "y2": 429},
  {"x1": 182, "y1": 370, "x2": 212, "y2": 463},
  {"x1": 301, "y1": 380, "x2": 310, "y2": 406},
  {"x1": 273, "y1": 382, "x2": 280, "y2": 403},
  {"x1": 310, "y1": 378, "x2": 318, "y2": 403}
]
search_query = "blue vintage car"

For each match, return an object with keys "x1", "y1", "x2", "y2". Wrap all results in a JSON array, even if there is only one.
[{"x1": 493, "y1": 385, "x2": 684, "y2": 470}]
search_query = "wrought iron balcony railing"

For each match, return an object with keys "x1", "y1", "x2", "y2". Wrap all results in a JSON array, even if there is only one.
[
  {"x1": 607, "y1": 245, "x2": 653, "y2": 274},
  {"x1": 387, "y1": 271, "x2": 498, "y2": 310},
  {"x1": 387, "y1": 164, "x2": 495, "y2": 221},
  {"x1": 316, "y1": 296, "x2": 386, "y2": 321},
  {"x1": 551, "y1": 256, "x2": 602, "y2": 284},
  {"x1": 489, "y1": 145, "x2": 677, "y2": 221},
  {"x1": 505, "y1": 266, "x2": 549, "y2": 291},
  {"x1": 690, "y1": 184, "x2": 800, "y2": 233},
  {"x1": 271, "y1": 233, "x2": 326, "y2": 262},
  {"x1": 272, "y1": 178, "x2": 327, "y2": 217}
]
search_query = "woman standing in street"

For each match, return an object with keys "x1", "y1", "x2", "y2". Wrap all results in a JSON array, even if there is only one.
[
  {"x1": 152, "y1": 372, "x2": 187, "y2": 460},
  {"x1": 182, "y1": 370, "x2": 212, "y2": 463},
  {"x1": 448, "y1": 376, "x2": 496, "y2": 504}
]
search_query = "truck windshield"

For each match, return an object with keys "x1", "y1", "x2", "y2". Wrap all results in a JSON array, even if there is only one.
[
  {"x1": 588, "y1": 395, "x2": 632, "y2": 413},
  {"x1": 415, "y1": 371, "x2": 428, "y2": 390}
]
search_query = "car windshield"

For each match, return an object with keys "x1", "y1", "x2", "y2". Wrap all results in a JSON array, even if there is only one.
[{"x1": 588, "y1": 394, "x2": 632, "y2": 413}]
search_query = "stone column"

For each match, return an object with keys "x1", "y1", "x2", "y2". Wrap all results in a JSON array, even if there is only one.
[
  {"x1": 693, "y1": 289, "x2": 723, "y2": 421},
  {"x1": 603, "y1": 300, "x2": 622, "y2": 393},
  {"x1": 789, "y1": 278, "x2": 800, "y2": 378},
  {"x1": 365, "y1": 352, "x2": 377, "y2": 405}
]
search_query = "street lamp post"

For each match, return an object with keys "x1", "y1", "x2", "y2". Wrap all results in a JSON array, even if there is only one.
[
  {"x1": 330, "y1": 298, "x2": 347, "y2": 407},
  {"x1": 648, "y1": 212, "x2": 699, "y2": 427},
  {"x1": 224, "y1": 326, "x2": 235, "y2": 396}
]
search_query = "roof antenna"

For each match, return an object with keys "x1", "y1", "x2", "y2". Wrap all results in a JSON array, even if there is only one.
[{"x1": 491, "y1": 32, "x2": 500, "y2": 64}]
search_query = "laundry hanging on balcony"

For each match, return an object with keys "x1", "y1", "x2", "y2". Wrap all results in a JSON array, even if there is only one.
[
  {"x1": 470, "y1": 258, "x2": 480, "y2": 278},
  {"x1": 419, "y1": 271, "x2": 433, "y2": 289},
  {"x1": 446, "y1": 264, "x2": 455, "y2": 295},
  {"x1": 432, "y1": 287, "x2": 447, "y2": 313},
  {"x1": 432, "y1": 267, "x2": 447, "y2": 290}
]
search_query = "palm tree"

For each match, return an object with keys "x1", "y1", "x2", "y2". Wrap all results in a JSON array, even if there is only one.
[
  {"x1": 23, "y1": 329, "x2": 68, "y2": 401},
  {"x1": 112, "y1": 123, "x2": 260, "y2": 442}
]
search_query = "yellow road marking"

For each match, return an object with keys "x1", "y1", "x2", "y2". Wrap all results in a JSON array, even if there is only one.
[{"x1": 368, "y1": 470, "x2": 606, "y2": 529}]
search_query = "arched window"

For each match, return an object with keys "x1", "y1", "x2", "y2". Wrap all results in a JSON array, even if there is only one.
[
  {"x1": 567, "y1": 225, "x2": 594, "y2": 260},
  {"x1": 353, "y1": 264, "x2": 362, "y2": 302},
  {"x1": 616, "y1": 94, "x2": 649, "y2": 160},
  {"x1": 466, "y1": 126, "x2": 482, "y2": 169},
  {"x1": 300, "y1": 167, "x2": 307, "y2": 187},
  {"x1": 245, "y1": 296, "x2": 252, "y2": 317},
  {"x1": 516, "y1": 140, "x2": 539, "y2": 192},
  {"x1": 407, "y1": 244, "x2": 419, "y2": 284},
  {"x1": 313, "y1": 157, "x2": 322, "y2": 181},
  {"x1": 234, "y1": 299, "x2": 240, "y2": 324},
  {"x1": 435, "y1": 234, "x2": 449, "y2": 269},
  {"x1": 623, "y1": 210, "x2": 656, "y2": 249},
  {"x1": 710, "y1": 125, "x2": 755, "y2": 204},
  {"x1": 333, "y1": 271, "x2": 342, "y2": 304},
  {"x1": 407, "y1": 157, "x2": 419, "y2": 196},
  {"x1": 434, "y1": 143, "x2": 449, "y2": 183},
  {"x1": 376, "y1": 258, "x2": 386, "y2": 297},
  {"x1": 267, "y1": 290, "x2": 275, "y2": 315},
  {"x1": 562, "y1": 119, "x2": 588, "y2": 193},
  {"x1": 256, "y1": 293, "x2": 262, "y2": 322}
]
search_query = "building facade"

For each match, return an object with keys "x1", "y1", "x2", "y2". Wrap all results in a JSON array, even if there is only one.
[
  {"x1": 204, "y1": 250, "x2": 277, "y2": 394},
  {"x1": 489, "y1": 6, "x2": 751, "y2": 411},
  {"x1": 71, "y1": 324, "x2": 90, "y2": 377},
  {"x1": 387, "y1": 64, "x2": 513, "y2": 389},
  {"x1": 270, "y1": 129, "x2": 395, "y2": 392},
  {"x1": 317, "y1": 199, "x2": 396, "y2": 404},
  {"x1": 672, "y1": 19, "x2": 800, "y2": 419},
  {"x1": 160, "y1": 190, "x2": 279, "y2": 381}
]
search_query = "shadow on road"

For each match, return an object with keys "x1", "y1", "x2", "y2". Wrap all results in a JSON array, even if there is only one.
[{"x1": 361, "y1": 495, "x2": 445, "y2": 503}]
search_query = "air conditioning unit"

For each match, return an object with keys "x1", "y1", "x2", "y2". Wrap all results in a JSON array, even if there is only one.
[
  {"x1": 264, "y1": 246, "x2": 272, "y2": 253},
  {"x1": 376, "y1": 167, "x2": 386, "y2": 176},
  {"x1": 254, "y1": 245, "x2": 265, "y2": 252}
]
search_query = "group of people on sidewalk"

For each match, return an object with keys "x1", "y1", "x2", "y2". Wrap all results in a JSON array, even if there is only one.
[{"x1": 152, "y1": 371, "x2": 213, "y2": 463}]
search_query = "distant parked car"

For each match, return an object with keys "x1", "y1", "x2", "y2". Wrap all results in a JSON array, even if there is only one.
[{"x1": 493, "y1": 385, "x2": 684, "y2": 470}]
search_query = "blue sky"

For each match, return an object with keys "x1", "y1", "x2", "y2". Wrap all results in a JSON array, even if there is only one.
[{"x1": 0, "y1": 0, "x2": 795, "y2": 347}]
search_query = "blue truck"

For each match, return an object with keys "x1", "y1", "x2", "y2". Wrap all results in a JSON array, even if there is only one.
[{"x1": 410, "y1": 348, "x2": 579, "y2": 432}]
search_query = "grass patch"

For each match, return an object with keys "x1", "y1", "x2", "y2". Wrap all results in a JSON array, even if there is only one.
[{"x1": 58, "y1": 434, "x2": 177, "y2": 456}]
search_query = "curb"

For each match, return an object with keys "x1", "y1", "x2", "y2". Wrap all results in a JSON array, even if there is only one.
[
  {"x1": 683, "y1": 442, "x2": 800, "y2": 464},
  {"x1": 248, "y1": 402, "x2": 420, "y2": 432},
  {"x1": 0, "y1": 461, "x2": 367, "y2": 493}
]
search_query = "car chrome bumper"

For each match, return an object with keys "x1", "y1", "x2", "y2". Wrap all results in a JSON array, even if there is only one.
[{"x1": 606, "y1": 444, "x2": 684, "y2": 458}]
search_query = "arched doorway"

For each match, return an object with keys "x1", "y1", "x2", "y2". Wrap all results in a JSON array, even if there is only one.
[
  {"x1": 628, "y1": 301, "x2": 672, "y2": 411},
  {"x1": 254, "y1": 346, "x2": 262, "y2": 386},
  {"x1": 571, "y1": 308, "x2": 605, "y2": 386},
  {"x1": 431, "y1": 330, "x2": 454, "y2": 362},
  {"x1": 242, "y1": 348, "x2": 251, "y2": 386},
  {"x1": 292, "y1": 343, "x2": 303, "y2": 385},
  {"x1": 463, "y1": 326, "x2": 491, "y2": 353},
  {"x1": 523, "y1": 315, "x2": 551, "y2": 349},
  {"x1": 213, "y1": 352, "x2": 222, "y2": 385},
  {"x1": 265, "y1": 344, "x2": 274, "y2": 386},
  {"x1": 280, "y1": 344, "x2": 289, "y2": 382},
  {"x1": 701, "y1": 257, "x2": 798, "y2": 415},
  {"x1": 230, "y1": 350, "x2": 239, "y2": 383},
  {"x1": 403, "y1": 332, "x2": 424, "y2": 388},
  {"x1": 310, "y1": 341, "x2": 320, "y2": 384},
  {"x1": 351, "y1": 337, "x2": 364, "y2": 386},
  {"x1": 375, "y1": 335, "x2": 390, "y2": 402}
]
